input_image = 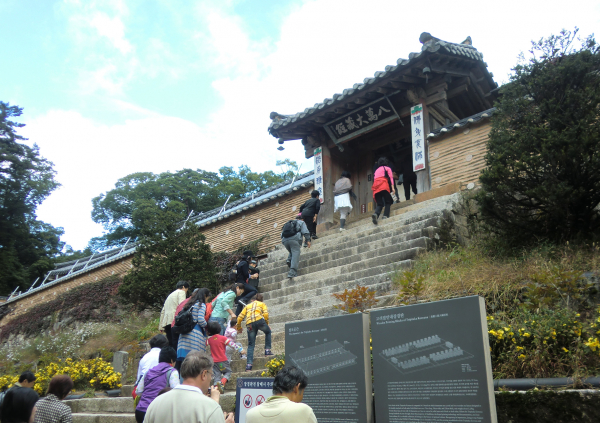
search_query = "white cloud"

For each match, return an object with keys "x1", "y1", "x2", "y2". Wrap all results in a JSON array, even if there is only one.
[{"x1": 31, "y1": 0, "x2": 600, "y2": 249}]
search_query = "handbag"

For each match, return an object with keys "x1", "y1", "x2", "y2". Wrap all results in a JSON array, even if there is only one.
[{"x1": 173, "y1": 305, "x2": 195, "y2": 334}]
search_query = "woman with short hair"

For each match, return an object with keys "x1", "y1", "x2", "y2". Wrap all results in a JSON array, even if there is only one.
[
  {"x1": 33, "y1": 375, "x2": 73, "y2": 423},
  {"x1": 209, "y1": 283, "x2": 243, "y2": 335}
]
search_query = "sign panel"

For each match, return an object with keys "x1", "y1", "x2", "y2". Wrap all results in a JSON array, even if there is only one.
[
  {"x1": 285, "y1": 313, "x2": 372, "y2": 423},
  {"x1": 324, "y1": 97, "x2": 398, "y2": 145},
  {"x1": 314, "y1": 147, "x2": 324, "y2": 204},
  {"x1": 235, "y1": 377, "x2": 274, "y2": 423},
  {"x1": 371, "y1": 296, "x2": 497, "y2": 423},
  {"x1": 411, "y1": 104, "x2": 426, "y2": 172}
]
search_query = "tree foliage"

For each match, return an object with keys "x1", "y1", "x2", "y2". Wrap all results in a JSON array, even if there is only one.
[
  {"x1": 90, "y1": 163, "x2": 298, "y2": 250},
  {"x1": 118, "y1": 212, "x2": 215, "y2": 310},
  {"x1": 478, "y1": 29, "x2": 600, "y2": 246},
  {"x1": 0, "y1": 102, "x2": 63, "y2": 294}
]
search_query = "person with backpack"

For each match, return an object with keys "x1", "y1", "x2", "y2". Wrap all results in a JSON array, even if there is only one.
[
  {"x1": 135, "y1": 347, "x2": 180, "y2": 423},
  {"x1": 299, "y1": 190, "x2": 321, "y2": 239},
  {"x1": 281, "y1": 214, "x2": 311, "y2": 279},
  {"x1": 175, "y1": 288, "x2": 211, "y2": 371},
  {"x1": 234, "y1": 251, "x2": 259, "y2": 315},
  {"x1": 371, "y1": 157, "x2": 397, "y2": 225},
  {"x1": 209, "y1": 284, "x2": 243, "y2": 335}
]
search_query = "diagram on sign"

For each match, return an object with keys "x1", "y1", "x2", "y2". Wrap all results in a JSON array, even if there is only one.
[
  {"x1": 379, "y1": 335, "x2": 474, "y2": 374},
  {"x1": 289, "y1": 340, "x2": 357, "y2": 377}
]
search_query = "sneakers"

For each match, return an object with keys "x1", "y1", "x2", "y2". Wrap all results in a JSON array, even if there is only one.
[
  {"x1": 265, "y1": 349, "x2": 274, "y2": 356},
  {"x1": 311, "y1": 234, "x2": 319, "y2": 240},
  {"x1": 371, "y1": 214, "x2": 378, "y2": 225},
  {"x1": 382, "y1": 216, "x2": 389, "y2": 220},
  {"x1": 241, "y1": 354, "x2": 247, "y2": 359},
  {"x1": 245, "y1": 364, "x2": 253, "y2": 372},
  {"x1": 339, "y1": 228, "x2": 346, "y2": 231}
]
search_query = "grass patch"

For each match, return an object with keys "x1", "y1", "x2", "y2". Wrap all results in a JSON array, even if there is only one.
[{"x1": 391, "y1": 240, "x2": 600, "y2": 378}]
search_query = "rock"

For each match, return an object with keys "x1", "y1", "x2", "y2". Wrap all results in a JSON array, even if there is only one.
[{"x1": 112, "y1": 351, "x2": 129, "y2": 375}]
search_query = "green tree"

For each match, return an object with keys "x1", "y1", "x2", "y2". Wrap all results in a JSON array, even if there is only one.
[
  {"x1": 0, "y1": 102, "x2": 64, "y2": 294},
  {"x1": 118, "y1": 211, "x2": 214, "y2": 310},
  {"x1": 478, "y1": 29, "x2": 600, "y2": 246},
  {"x1": 90, "y1": 163, "x2": 298, "y2": 250}
]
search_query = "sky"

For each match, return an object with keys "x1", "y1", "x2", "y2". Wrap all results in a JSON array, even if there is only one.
[{"x1": 2, "y1": 0, "x2": 599, "y2": 250}]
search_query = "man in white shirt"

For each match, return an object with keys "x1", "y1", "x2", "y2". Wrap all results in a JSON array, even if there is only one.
[
  {"x1": 246, "y1": 366, "x2": 317, "y2": 423},
  {"x1": 159, "y1": 281, "x2": 189, "y2": 347},
  {"x1": 144, "y1": 352, "x2": 234, "y2": 423},
  {"x1": 136, "y1": 334, "x2": 170, "y2": 383}
]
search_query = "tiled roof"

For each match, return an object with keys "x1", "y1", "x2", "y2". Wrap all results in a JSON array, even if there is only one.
[
  {"x1": 427, "y1": 108, "x2": 496, "y2": 139},
  {"x1": 269, "y1": 33, "x2": 490, "y2": 135},
  {"x1": 5, "y1": 170, "x2": 315, "y2": 304}
]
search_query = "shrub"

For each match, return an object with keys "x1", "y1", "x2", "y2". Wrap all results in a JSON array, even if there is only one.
[
  {"x1": 332, "y1": 285, "x2": 378, "y2": 314},
  {"x1": 393, "y1": 269, "x2": 426, "y2": 305},
  {"x1": 477, "y1": 29, "x2": 600, "y2": 246},
  {"x1": 261, "y1": 355, "x2": 285, "y2": 377},
  {"x1": 0, "y1": 357, "x2": 121, "y2": 395}
]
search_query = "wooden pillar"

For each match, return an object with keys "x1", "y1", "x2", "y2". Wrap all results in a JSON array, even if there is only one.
[
  {"x1": 416, "y1": 98, "x2": 432, "y2": 194},
  {"x1": 316, "y1": 143, "x2": 334, "y2": 233}
]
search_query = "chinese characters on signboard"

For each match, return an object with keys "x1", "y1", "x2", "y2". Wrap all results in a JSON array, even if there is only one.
[
  {"x1": 314, "y1": 147, "x2": 324, "y2": 204},
  {"x1": 411, "y1": 104, "x2": 426, "y2": 172},
  {"x1": 325, "y1": 97, "x2": 397, "y2": 144}
]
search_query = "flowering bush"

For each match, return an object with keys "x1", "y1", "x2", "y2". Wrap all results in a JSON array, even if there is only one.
[
  {"x1": 487, "y1": 307, "x2": 600, "y2": 378},
  {"x1": 261, "y1": 355, "x2": 285, "y2": 377},
  {"x1": 332, "y1": 285, "x2": 378, "y2": 313},
  {"x1": 0, "y1": 358, "x2": 121, "y2": 395}
]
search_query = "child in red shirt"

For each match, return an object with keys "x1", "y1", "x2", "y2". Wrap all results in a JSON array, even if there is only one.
[{"x1": 207, "y1": 321, "x2": 245, "y2": 386}]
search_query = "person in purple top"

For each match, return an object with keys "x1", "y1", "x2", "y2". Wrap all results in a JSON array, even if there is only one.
[{"x1": 135, "y1": 347, "x2": 180, "y2": 423}]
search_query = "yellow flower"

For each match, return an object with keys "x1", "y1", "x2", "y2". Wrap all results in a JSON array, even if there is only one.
[
  {"x1": 516, "y1": 346, "x2": 524, "y2": 351},
  {"x1": 518, "y1": 354, "x2": 526, "y2": 359},
  {"x1": 562, "y1": 347, "x2": 569, "y2": 353},
  {"x1": 523, "y1": 333, "x2": 531, "y2": 337}
]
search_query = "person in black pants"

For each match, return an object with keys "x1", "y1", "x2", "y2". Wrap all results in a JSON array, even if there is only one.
[
  {"x1": 300, "y1": 190, "x2": 321, "y2": 239},
  {"x1": 402, "y1": 163, "x2": 418, "y2": 200},
  {"x1": 235, "y1": 250, "x2": 259, "y2": 315}
]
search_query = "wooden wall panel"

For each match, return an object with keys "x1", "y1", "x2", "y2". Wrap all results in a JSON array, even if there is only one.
[
  {"x1": 429, "y1": 122, "x2": 491, "y2": 189},
  {"x1": 199, "y1": 188, "x2": 313, "y2": 254}
]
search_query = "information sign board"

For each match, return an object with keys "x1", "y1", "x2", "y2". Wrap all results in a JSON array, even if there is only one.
[
  {"x1": 285, "y1": 313, "x2": 372, "y2": 423},
  {"x1": 371, "y1": 296, "x2": 496, "y2": 423},
  {"x1": 235, "y1": 377, "x2": 274, "y2": 423}
]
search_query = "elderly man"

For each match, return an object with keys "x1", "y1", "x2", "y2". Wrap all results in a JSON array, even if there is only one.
[
  {"x1": 159, "y1": 281, "x2": 189, "y2": 347},
  {"x1": 144, "y1": 352, "x2": 234, "y2": 423},
  {"x1": 246, "y1": 366, "x2": 317, "y2": 423}
]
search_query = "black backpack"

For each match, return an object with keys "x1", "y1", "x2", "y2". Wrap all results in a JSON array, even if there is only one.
[
  {"x1": 281, "y1": 220, "x2": 299, "y2": 238},
  {"x1": 173, "y1": 306, "x2": 195, "y2": 334}
]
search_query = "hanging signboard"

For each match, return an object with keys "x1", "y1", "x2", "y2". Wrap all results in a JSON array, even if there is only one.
[
  {"x1": 411, "y1": 104, "x2": 426, "y2": 172},
  {"x1": 314, "y1": 147, "x2": 324, "y2": 204},
  {"x1": 323, "y1": 96, "x2": 400, "y2": 145}
]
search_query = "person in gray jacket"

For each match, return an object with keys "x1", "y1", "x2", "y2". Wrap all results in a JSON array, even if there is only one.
[{"x1": 281, "y1": 215, "x2": 311, "y2": 279}]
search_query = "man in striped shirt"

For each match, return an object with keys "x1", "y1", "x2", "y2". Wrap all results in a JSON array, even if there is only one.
[{"x1": 236, "y1": 293, "x2": 273, "y2": 371}]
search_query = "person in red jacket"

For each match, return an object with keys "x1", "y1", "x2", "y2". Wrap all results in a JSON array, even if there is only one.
[
  {"x1": 371, "y1": 157, "x2": 397, "y2": 225},
  {"x1": 206, "y1": 321, "x2": 245, "y2": 387}
]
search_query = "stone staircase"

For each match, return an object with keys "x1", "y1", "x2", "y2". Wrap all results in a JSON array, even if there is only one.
[
  {"x1": 69, "y1": 192, "x2": 462, "y2": 415},
  {"x1": 224, "y1": 192, "x2": 462, "y2": 402},
  {"x1": 64, "y1": 397, "x2": 135, "y2": 423}
]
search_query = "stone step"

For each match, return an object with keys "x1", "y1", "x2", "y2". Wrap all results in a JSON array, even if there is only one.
[
  {"x1": 266, "y1": 278, "x2": 393, "y2": 318},
  {"x1": 260, "y1": 216, "x2": 441, "y2": 278},
  {"x1": 259, "y1": 209, "x2": 446, "y2": 270},
  {"x1": 72, "y1": 413, "x2": 135, "y2": 423},
  {"x1": 65, "y1": 398, "x2": 133, "y2": 414},
  {"x1": 260, "y1": 223, "x2": 439, "y2": 281},
  {"x1": 121, "y1": 385, "x2": 134, "y2": 398},
  {"x1": 240, "y1": 294, "x2": 398, "y2": 336},
  {"x1": 261, "y1": 235, "x2": 433, "y2": 291},
  {"x1": 220, "y1": 392, "x2": 237, "y2": 413},
  {"x1": 260, "y1": 244, "x2": 422, "y2": 295}
]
